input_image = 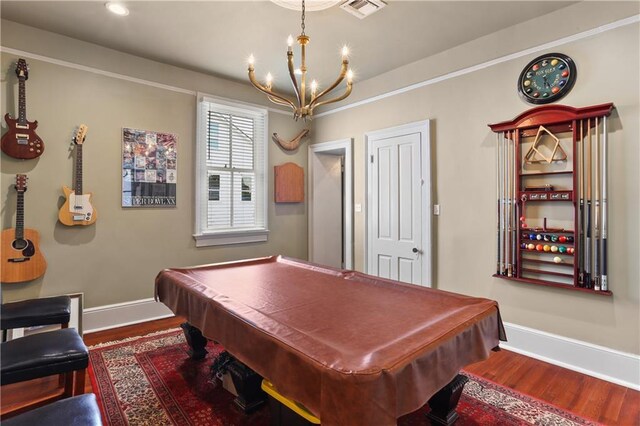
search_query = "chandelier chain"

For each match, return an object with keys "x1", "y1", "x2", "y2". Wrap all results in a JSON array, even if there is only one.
[{"x1": 301, "y1": 0, "x2": 306, "y2": 36}]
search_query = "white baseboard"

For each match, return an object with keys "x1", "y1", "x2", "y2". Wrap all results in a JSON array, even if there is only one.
[
  {"x1": 80, "y1": 299, "x2": 639, "y2": 390},
  {"x1": 83, "y1": 298, "x2": 173, "y2": 333},
  {"x1": 502, "y1": 322, "x2": 640, "y2": 391}
]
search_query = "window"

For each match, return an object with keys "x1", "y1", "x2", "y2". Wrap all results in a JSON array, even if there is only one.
[{"x1": 195, "y1": 95, "x2": 268, "y2": 247}]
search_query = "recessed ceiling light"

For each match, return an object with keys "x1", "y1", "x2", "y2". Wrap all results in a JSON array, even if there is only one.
[{"x1": 105, "y1": 2, "x2": 129, "y2": 16}]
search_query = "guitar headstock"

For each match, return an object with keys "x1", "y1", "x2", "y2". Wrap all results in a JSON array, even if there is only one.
[
  {"x1": 15, "y1": 59, "x2": 29, "y2": 80},
  {"x1": 74, "y1": 124, "x2": 88, "y2": 145},
  {"x1": 15, "y1": 174, "x2": 28, "y2": 192}
]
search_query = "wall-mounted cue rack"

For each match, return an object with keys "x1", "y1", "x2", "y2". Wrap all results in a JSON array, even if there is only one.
[{"x1": 489, "y1": 103, "x2": 614, "y2": 295}]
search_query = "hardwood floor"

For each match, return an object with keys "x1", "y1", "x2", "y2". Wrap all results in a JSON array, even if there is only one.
[{"x1": 2, "y1": 316, "x2": 638, "y2": 425}]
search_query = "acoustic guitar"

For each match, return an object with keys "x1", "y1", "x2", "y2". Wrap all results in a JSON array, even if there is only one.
[
  {"x1": 1, "y1": 59, "x2": 45, "y2": 159},
  {"x1": 59, "y1": 124, "x2": 97, "y2": 226},
  {"x1": 1, "y1": 174, "x2": 47, "y2": 283}
]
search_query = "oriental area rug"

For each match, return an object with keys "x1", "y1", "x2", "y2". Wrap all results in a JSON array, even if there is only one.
[{"x1": 88, "y1": 329, "x2": 599, "y2": 426}]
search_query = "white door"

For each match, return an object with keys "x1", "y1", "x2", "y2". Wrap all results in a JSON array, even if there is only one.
[{"x1": 368, "y1": 122, "x2": 429, "y2": 286}]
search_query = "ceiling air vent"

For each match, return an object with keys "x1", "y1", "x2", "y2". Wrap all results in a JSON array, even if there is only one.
[{"x1": 340, "y1": 0, "x2": 386, "y2": 19}]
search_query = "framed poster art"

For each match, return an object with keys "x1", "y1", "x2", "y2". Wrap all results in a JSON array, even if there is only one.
[{"x1": 122, "y1": 128, "x2": 177, "y2": 207}]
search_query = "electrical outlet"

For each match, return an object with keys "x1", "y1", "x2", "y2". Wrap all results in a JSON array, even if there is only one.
[
  {"x1": 355, "y1": 203, "x2": 362, "y2": 213},
  {"x1": 433, "y1": 204, "x2": 441, "y2": 216}
]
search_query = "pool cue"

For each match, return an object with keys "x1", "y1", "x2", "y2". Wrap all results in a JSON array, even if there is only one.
[
  {"x1": 496, "y1": 133, "x2": 501, "y2": 274},
  {"x1": 512, "y1": 131, "x2": 518, "y2": 276},
  {"x1": 577, "y1": 121, "x2": 584, "y2": 286},
  {"x1": 593, "y1": 117, "x2": 601, "y2": 290},
  {"x1": 601, "y1": 116, "x2": 608, "y2": 291},
  {"x1": 585, "y1": 118, "x2": 592, "y2": 288},
  {"x1": 507, "y1": 133, "x2": 513, "y2": 277},
  {"x1": 502, "y1": 131, "x2": 510, "y2": 275},
  {"x1": 498, "y1": 132, "x2": 504, "y2": 275}
]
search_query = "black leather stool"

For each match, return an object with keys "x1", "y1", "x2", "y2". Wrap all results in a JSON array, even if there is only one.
[
  {"x1": 1, "y1": 296, "x2": 72, "y2": 341},
  {"x1": 2, "y1": 393, "x2": 102, "y2": 426},
  {"x1": 1, "y1": 328, "x2": 89, "y2": 416}
]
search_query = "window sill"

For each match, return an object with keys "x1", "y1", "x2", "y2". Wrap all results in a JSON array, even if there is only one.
[{"x1": 194, "y1": 229, "x2": 269, "y2": 247}]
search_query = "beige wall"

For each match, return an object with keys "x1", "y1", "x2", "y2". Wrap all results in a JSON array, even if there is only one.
[
  {"x1": 313, "y1": 4, "x2": 639, "y2": 354},
  {"x1": 1, "y1": 21, "x2": 307, "y2": 308}
]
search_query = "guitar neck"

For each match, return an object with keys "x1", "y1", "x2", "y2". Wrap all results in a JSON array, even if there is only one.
[
  {"x1": 75, "y1": 144, "x2": 83, "y2": 195},
  {"x1": 18, "y1": 78, "x2": 27, "y2": 125},
  {"x1": 16, "y1": 191, "x2": 25, "y2": 240}
]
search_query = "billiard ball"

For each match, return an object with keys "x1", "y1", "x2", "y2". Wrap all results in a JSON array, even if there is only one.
[
  {"x1": 553, "y1": 256, "x2": 562, "y2": 263},
  {"x1": 567, "y1": 247, "x2": 575, "y2": 254},
  {"x1": 559, "y1": 246, "x2": 567, "y2": 254},
  {"x1": 551, "y1": 235, "x2": 558, "y2": 242},
  {"x1": 530, "y1": 234, "x2": 536, "y2": 240},
  {"x1": 567, "y1": 236, "x2": 574, "y2": 243},
  {"x1": 536, "y1": 244, "x2": 544, "y2": 251},
  {"x1": 521, "y1": 243, "x2": 527, "y2": 249},
  {"x1": 543, "y1": 235, "x2": 551, "y2": 242},
  {"x1": 559, "y1": 236, "x2": 567, "y2": 243},
  {"x1": 527, "y1": 244, "x2": 535, "y2": 250},
  {"x1": 537, "y1": 234, "x2": 543, "y2": 241},
  {"x1": 543, "y1": 245, "x2": 550, "y2": 252},
  {"x1": 551, "y1": 246, "x2": 558, "y2": 252}
]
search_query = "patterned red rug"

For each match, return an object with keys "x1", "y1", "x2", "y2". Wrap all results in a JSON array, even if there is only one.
[{"x1": 89, "y1": 329, "x2": 599, "y2": 426}]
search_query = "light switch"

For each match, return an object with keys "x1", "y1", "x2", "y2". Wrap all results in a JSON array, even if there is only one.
[{"x1": 354, "y1": 203, "x2": 362, "y2": 213}]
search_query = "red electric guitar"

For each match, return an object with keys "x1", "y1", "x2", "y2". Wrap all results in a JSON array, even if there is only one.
[{"x1": 1, "y1": 59, "x2": 45, "y2": 159}]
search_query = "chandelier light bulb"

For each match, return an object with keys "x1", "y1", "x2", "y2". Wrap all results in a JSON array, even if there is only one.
[
  {"x1": 347, "y1": 69, "x2": 354, "y2": 82},
  {"x1": 311, "y1": 80, "x2": 318, "y2": 94},
  {"x1": 341, "y1": 45, "x2": 349, "y2": 58},
  {"x1": 105, "y1": 2, "x2": 129, "y2": 16},
  {"x1": 248, "y1": 54, "x2": 255, "y2": 66},
  {"x1": 266, "y1": 73, "x2": 273, "y2": 86},
  {"x1": 287, "y1": 35, "x2": 294, "y2": 48}
]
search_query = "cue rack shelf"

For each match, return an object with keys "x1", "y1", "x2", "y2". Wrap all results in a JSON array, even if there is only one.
[{"x1": 489, "y1": 103, "x2": 614, "y2": 296}]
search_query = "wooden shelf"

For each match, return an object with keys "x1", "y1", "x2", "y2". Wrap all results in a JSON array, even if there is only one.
[
  {"x1": 520, "y1": 171, "x2": 573, "y2": 177},
  {"x1": 520, "y1": 228, "x2": 574, "y2": 234},
  {"x1": 520, "y1": 268, "x2": 574, "y2": 278},
  {"x1": 493, "y1": 275, "x2": 612, "y2": 296},
  {"x1": 519, "y1": 248, "x2": 574, "y2": 255},
  {"x1": 521, "y1": 258, "x2": 574, "y2": 267}
]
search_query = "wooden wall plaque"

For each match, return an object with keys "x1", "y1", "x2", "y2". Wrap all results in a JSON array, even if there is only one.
[{"x1": 274, "y1": 162, "x2": 304, "y2": 203}]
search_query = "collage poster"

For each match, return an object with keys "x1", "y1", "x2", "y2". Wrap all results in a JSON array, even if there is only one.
[{"x1": 122, "y1": 128, "x2": 177, "y2": 207}]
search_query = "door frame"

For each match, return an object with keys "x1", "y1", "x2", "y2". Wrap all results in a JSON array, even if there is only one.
[
  {"x1": 308, "y1": 138, "x2": 354, "y2": 269},
  {"x1": 365, "y1": 120, "x2": 432, "y2": 286}
]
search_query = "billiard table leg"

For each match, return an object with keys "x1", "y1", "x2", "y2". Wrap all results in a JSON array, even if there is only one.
[
  {"x1": 227, "y1": 358, "x2": 267, "y2": 413},
  {"x1": 180, "y1": 322, "x2": 208, "y2": 360},
  {"x1": 426, "y1": 374, "x2": 469, "y2": 425}
]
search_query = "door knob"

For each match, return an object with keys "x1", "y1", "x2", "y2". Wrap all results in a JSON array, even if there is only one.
[{"x1": 412, "y1": 248, "x2": 419, "y2": 253}]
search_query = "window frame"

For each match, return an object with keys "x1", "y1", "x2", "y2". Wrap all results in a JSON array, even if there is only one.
[{"x1": 194, "y1": 94, "x2": 269, "y2": 247}]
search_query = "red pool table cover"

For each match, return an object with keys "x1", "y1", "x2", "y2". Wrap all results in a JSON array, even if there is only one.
[{"x1": 155, "y1": 256, "x2": 506, "y2": 426}]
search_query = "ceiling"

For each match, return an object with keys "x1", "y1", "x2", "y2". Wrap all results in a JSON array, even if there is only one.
[{"x1": 1, "y1": 1, "x2": 574, "y2": 89}]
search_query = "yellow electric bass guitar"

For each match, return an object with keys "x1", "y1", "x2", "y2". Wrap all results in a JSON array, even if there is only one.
[
  {"x1": 1, "y1": 174, "x2": 47, "y2": 283},
  {"x1": 59, "y1": 124, "x2": 97, "y2": 226}
]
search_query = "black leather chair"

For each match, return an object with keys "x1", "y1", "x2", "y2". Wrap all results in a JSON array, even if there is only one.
[
  {"x1": 1, "y1": 295, "x2": 72, "y2": 341},
  {"x1": 2, "y1": 393, "x2": 102, "y2": 426},
  {"x1": 0, "y1": 296, "x2": 88, "y2": 418}
]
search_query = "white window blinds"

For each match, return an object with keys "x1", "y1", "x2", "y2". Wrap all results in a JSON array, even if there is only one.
[{"x1": 195, "y1": 96, "x2": 268, "y2": 244}]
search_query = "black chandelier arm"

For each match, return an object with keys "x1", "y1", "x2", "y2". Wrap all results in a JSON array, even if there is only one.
[
  {"x1": 310, "y1": 82, "x2": 352, "y2": 111},
  {"x1": 248, "y1": 69, "x2": 296, "y2": 109},
  {"x1": 287, "y1": 52, "x2": 302, "y2": 106},
  {"x1": 309, "y1": 60, "x2": 348, "y2": 109}
]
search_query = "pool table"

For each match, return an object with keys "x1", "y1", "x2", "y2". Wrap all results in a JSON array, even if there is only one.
[{"x1": 155, "y1": 256, "x2": 505, "y2": 426}]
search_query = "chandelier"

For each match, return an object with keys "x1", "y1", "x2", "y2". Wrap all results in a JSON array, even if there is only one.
[{"x1": 247, "y1": 0, "x2": 353, "y2": 120}]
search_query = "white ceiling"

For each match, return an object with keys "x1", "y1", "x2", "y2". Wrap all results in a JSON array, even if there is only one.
[{"x1": 1, "y1": 1, "x2": 574, "y2": 89}]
